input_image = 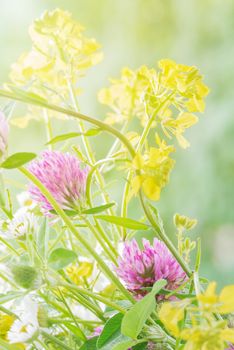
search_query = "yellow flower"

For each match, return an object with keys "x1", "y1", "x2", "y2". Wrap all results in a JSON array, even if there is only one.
[
  {"x1": 174, "y1": 213, "x2": 197, "y2": 231},
  {"x1": 9, "y1": 8, "x2": 103, "y2": 127},
  {"x1": 197, "y1": 282, "x2": 234, "y2": 314},
  {"x1": 130, "y1": 136, "x2": 175, "y2": 201},
  {"x1": 66, "y1": 261, "x2": 93, "y2": 286},
  {"x1": 180, "y1": 323, "x2": 234, "y2": 350},
  {"x1": 161, "y1": 112, "x2": 198, "y2": 148},
  {"x1": 159, "y1": 301, "x2": 186, "y2": 337},
  {"x1": 98, "y1": 66, "x2": 150, "y2": 125},
  {"x1": 158, "y1": 59, "x2": 209, "y2": 113},
  {"x1": 0, "y1": 314, "x2": 15, "y2": 339},
  {"x1": 99, "y1": 59, "x2": 209, "y2": 149}
]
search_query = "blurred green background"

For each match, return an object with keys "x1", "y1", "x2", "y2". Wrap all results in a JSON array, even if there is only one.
[{"x1": 0, "y1": 0, "x2": 234, "y2": 286}]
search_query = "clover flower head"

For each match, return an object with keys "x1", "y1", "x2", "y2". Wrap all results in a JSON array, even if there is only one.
[
  {"x1": 116, "y1": 238, "x2": 186, "y2": 297},
  {"x1": 0, "y1": 111, "x2": 9, "y2": 162},
  {"x1": 8, "y1": 208, "x2": 38, "y2": 240},
  {"x1": 28, "y1": 151, "x2": 89, "y2": 213}
]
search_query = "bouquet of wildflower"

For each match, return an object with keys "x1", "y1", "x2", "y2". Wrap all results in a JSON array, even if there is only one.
[{"x1": 0, "y1": 8, "x2": 233, "y2": 350}]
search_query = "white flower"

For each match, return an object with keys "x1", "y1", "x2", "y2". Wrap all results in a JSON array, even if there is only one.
[
  {"x1": 8, "y1": 208, "x2": 38, "y2": 239},
  {"x1": 8, "y1": 296, "x2": 39, "y2": 344},
  {"x1": 17, "y1": 191, "x2": 37, "y2": 210}
]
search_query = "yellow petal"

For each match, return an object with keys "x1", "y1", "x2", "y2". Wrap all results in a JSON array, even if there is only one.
[
  {"x1": 142, "y1": 177, "x2": 161, "y2": 201},
  {"x1": 218, "y1": 285, "x2": 234, "y2": 314},
  {"x1": 159, "y1": 302, "x2": 184, "y2": 337},
  {"x1": 221, "y1": 328, "x2": 234, "y2": 343}
]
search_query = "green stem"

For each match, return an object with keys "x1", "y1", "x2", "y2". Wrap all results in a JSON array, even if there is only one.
[
  {"x1": 19, "y1": 166, "x2": 134, "y2": 304},
  {"x1": 121, "y1": 94, "x2": 173, "y2": 238},
  {"x1": 43, "y1": 108, "x2": 53, "y2": 150},
  {"x1": 41, "y1": 330, "x2": 75, "y2": 350},
  {"x1": 61, "y1": 282, "x2": 126, "y2": 313},
  {"x1": 68, "y1": 82, "x2": 122, "y2": 238},
  {"x1": 140, "y1": 192, "x2": 192, "y2": 277},
  {"x1": 0, "y1": 237, "x2": 20, "y2": 256},
  {"x1": 0, "y1": 89, "x2": 135, "y2": 157},
  {"x1": 83, "y1": 217, "x2": 117, "y2": 264},
  {"x1": 57, "y1": 288, "x2": 87, "y2": 341}
]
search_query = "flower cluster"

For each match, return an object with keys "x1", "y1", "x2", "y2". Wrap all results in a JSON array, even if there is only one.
[
  {"x1": 159, "y1": 282, "x2": 234, "y2": 349},
  {"x1": 0, "y1": 7, "x2": 231, "y2": 350},
  {"x1": 28, "y1": 150, "x2": 89, "y2": 213},
  {"x1": 116, "y1": 238, "x2": 186, "y2": 297},
  {"x1": 99, "y1": 59, "x2": 209, "y2": 148},
  {"x1": 129, "y1": 135, "x2": 175, "y2": 201},
  {"x1": 10, "y1": 9, "x2": 103, "y2": 127}
]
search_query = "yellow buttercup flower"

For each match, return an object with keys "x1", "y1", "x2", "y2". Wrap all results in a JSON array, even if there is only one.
[{"x1": 130, "y1": 136, "x2": 175, "y2": 201}]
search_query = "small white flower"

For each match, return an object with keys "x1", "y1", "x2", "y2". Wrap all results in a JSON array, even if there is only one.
[
  {"x1": 8, "y1": 296, "x2": 39, "y2": 344},
  {"x1": 17, "y1": 191, "x2": 37, "y2": 210},
  {"x1": 8, "y1": 208, "x2": 38, "y2": 239}
]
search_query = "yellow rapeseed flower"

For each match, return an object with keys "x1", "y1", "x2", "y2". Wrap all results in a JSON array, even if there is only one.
[
  {"x1": 9, "y1": 8, "x2": 103, "y2": 127},
  {"x1": 130, "y1": 136, "x2": 175, "y2": 201},
  {"x1": 197, "y1": 282, "x2": 234, "y2": 314},
  {"x1": 99, "y1": 59, "x2": 209, "y2": 148}
]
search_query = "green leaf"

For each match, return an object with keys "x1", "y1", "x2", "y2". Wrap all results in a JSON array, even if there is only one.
[
  {"x1": 80, "y1": 337, "x2": 98, "y2": 350},
  {"x1": 48, "y1": 248, "x2": 77, "y2": 270},
  {"x1": 121, "y1": 279, "x2": 167, "y2": 339},
  {"x1": 64, "y1": 322, "x2": 86, "y2": 341},
  {"x1": 49, "y1": 209, "x2": 78, "y2": 217},
  {"x1": 37, "y1": 218, "x2": 49, "y2": 259},
  {"x1": 97, "y1": 313, "x2": 130, "y2": 350},
  {"x1": 0, "y1": 291, "x2": 25, "y2": 304},
  {"x1": 46, "y1": 128, "x2": 102, "y2": 145},
  {"x1": 85, "y1": 128, "x2": 102, "y2": 136},
  {"x1": 96, "y1": 215, "x2": 149, "y2": 230},
  {"x1": 82, "y1": 203, "x2": 116, "y2": 215},
  {"x1": 46, "y1": 132, "x2": 83, "y2": 145},
  {"x1": 1, "y1": 152, "x2": 37, "y2": 169},
  {"x1": 113, "y1": 340, "x2": 148, "y2": 350}
]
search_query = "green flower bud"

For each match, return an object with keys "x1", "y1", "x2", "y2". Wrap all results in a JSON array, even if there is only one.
[{"x1": 11, "y1": 265, "x2": 41, "y2": 289}]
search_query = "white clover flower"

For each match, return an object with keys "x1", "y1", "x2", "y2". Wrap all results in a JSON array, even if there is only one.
[
  {"x1": 8, "y1": 208, "x2": 38, "y2": 239},
  {"x1": 8, "y1": 296, "x2": 39, "y2": 344}
]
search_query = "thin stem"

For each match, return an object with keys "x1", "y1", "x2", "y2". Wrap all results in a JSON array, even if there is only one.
[
  {"x1": 68, "y1": 82, "x2": 122, "y2": 238},
  {"x1": 19, "y1": 166, "x2": 134, "y2": 304},
  {"x1": 57, "y1": 288, "x2": 87, "y2": 341},
  {"x1": 83, "y1": 217, "x2": 117, "y2": 264},
  {"x1": 61, "y1": 282, "x2": 126, "y2": 314},
  {"x1": 0, "y1": 89, "x2": 135, "y2": 156},
  {"x1": 121, "y1": 94, "x2": 173, "y2": 238},
  {"x1": 41, "y1": 330, "x2": 74, "y2": 350},
  {"x1": 43, "y1": 108, "x2": 53, "y2": 150},
  {"x1": 140, "y1": 192, "x2": 192, "y2": 277}
]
